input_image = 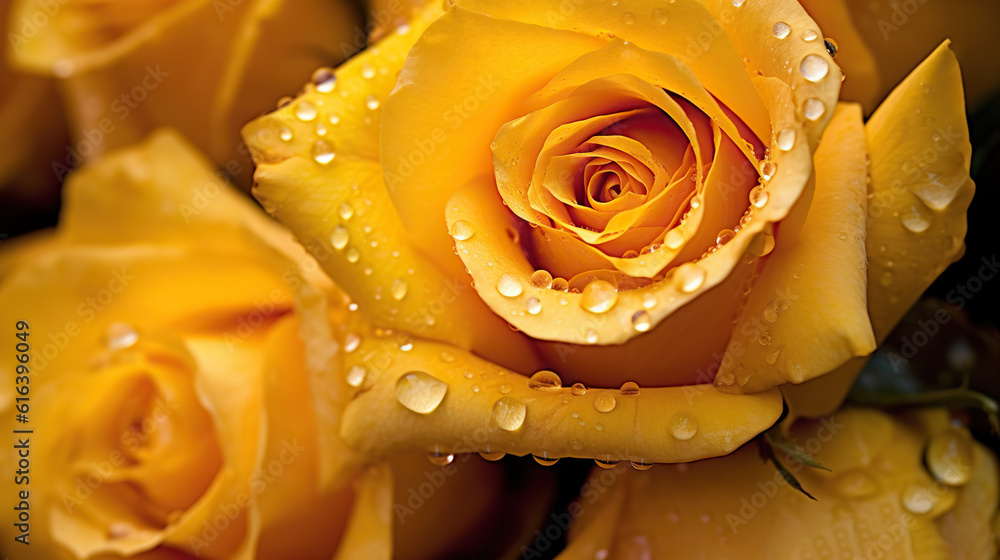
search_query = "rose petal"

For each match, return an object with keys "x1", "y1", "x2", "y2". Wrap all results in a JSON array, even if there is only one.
[
  {"x1": 338, "y1": 329, "x2": 782, "y2": 462},
  {"x1": 783, "y1": 42, "x2": 975, "y2": 417},
  {"x1": 243, "y1": 8, "x2": 540, "y2": 374},
  {"x1": 716, "y1": 103, "x2": 876, "y2": 393}
]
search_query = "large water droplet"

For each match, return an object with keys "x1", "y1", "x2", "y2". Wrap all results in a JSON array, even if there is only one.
[
  {"x1": 759, "y1": 160, "x2": 777, "y2": 181},
  {"x1": 925, "y1": 428, "x2": 973, "y2": 486},
  {"x1": 391, "y1": 278, "x2": 408, "y2": 301},
  {"x1": 496, "y1": 274, "x2": 523, "y2": 297},
  {"x1": 394, "y1": 371, "x2": 448, "y2": 414},
  {"x1": 449, "y1": 219, "x2": 475, "y2": 241},
  {"x1": 620, "y1": 381, "x2": 640, "y2": 396},
  {"x1": 530, "y1": 269, "x2": 553, "y2": 289},
  {"x1": 800, "y1": 54, "x2": 830, "y2": 82},
  {"x1": 631, "y1": 310, "x2": 651, "y2": 332},
  {"x1": 312, "y1": 67, "x2": 336, "y2": 92},
  {"x1": 803, "y1": 98, "x2": 826, "y2": 121},
  {"x1": 901, "y1": 206, "x2": 931, "y2": 233},
  {"x1": 749, "y1": 185, "x2": 769, "y2": 208},
  {"x1": 533, "y1": 452, "x2": 559, "y2": 466},
  {"x1": 665, "y1": 228, "x2": 685, "y2": 249},
  {"x1": 824, "y1": 38, "x2": 839, "y2": 57},
  {"x1": 295, "y1": 100, "x2": 318, "y2": 121},
  {"x1": 580, "y1": 280, "x2": 618, "y2": 313},
  {"x1": 525, "y1": 297, "x2": 542, "y2": 315},
  {"x1": 901, "y1": 481, "x2": 938, "y2": 514},
  {"x1": 593, "y1": 392, "x2": 617, "y2": 413},
  {"x1": 772, "y1": 21, "x2": 791, "y2": 39},
  {"x1": 528, "y1": 370, "x2": 562, "y2": 390},
  {"x1": 365, "y1": 94, "x2": 381, "y2": 110},
  {"x1": 776, "y1": 128, "x2": 796, "y2": 151},
  {"x1": 669, "y1": 412, "x2": 698, "y2": 440},
  {"x1": 427, "y1": 451, "x2": 454, "y2": 466},
  {"x1": 330, "y1": 225, "x2": 349, "y2": 250},
  {"x1": 346, "y1": 365, "x2": 367, "y2": 388},
  {"x1": 492, "y1": 396, "x2": 526, "y2": 431},
  {"x1": 801, "y1": 29, "x2": 818, "y2": 41},
  {"x1": 716, "y1": 229, "x2": 736, "y2": 246},
  {"x1": 674, "y1": 263, "x2": 706, "y2": 293},
  {"x1": 338, "y1": 202, "x2": 354, "y2": 220},
  {"x1": 570, "y1": 382, "x2": 587, "y2": 396},
  {"x1": 312, "y1": 140, "x2": 335, "y2": 164}
]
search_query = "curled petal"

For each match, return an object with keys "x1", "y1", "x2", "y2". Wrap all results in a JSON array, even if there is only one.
[
  {"x1": 717, "y1": 103, "x2": 876, "y2": 393},
  {"x1": 338, "y1": 329, "x2": 782, "y2": 463}
]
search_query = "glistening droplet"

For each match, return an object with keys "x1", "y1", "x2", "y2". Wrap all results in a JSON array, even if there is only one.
[
  {"x1": 580, "y1": 280, "x2": 618, "y2": 313},
  {"x1": 593, "y1": 392, "x2": 617, "y2": 413},
  {"x1": 449, "y1": 219, "x2": 475, "y2": 240},
  {"x1": 669, "y1": 412, "x2": 698, "y2": 440},
  {"x1": 492, "y1": 397, "x2": 526, "y2": 431},
  {"x1": 496, "y1": 274, "x2": 523, "y2": 297},
  {"x1": 528, "y1": 370, "x2": 562, "y2": 390},
  {"x1": 395, "y1": 372, "x2": 448, "y2": 414}
]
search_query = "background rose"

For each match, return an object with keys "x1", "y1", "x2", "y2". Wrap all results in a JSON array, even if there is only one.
[
  {"x1": 244, "y1": 1, "x2": 974, "y2": 464},
  {"x1": 554, "y1": 407, "x2": 999, "y2": 559}
]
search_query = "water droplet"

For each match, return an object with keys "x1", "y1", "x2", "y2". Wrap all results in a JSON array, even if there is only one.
[
  {"x1": 620, "y1": 381, "x2": 640, "y2": 396},
  {"x1": 665, "y1": 228, "x2": 685, "y2": 249},
  {"x1": 312, "y1": 67, "x2": 336, "y2": 92},
  {"x1": 530, "y1": 269, "x2": 553, "y2": 289},
  {"x1": 622, "y1": 12, "x2": 636, "y2": 24},
  {"x1": 669, "y1": 412, "x2": 698, "y2": 440},
  {"x1": 630, "y1": 460, "x2": 653, "y2": 471},
  {"x1": 776, "y1": 128, "x2": 796, "y2": 151},
  {"x1": 716, "y1": 229, "x2": 736, "y2": 246},
  {"x1": 479, "y1": 450, "x2": 506, "y2": 461},
  {"x1": 642, "y1": 293, "x2": 657, "y2": 310},
  {"x1": 427, "y1": 451, "x2": 454, "y2": 466},
  {"x1": 108, "y1": 522, "x2": 134, "y2": 539},
  {"x1": 593, "y1": 392, "x2": 617, "y2": 413},
  {"x1": 496, "y1": 274, "x2": 523, "y2": 297},
  {"x1": 529, "y1": 370, "x2": 562, "y2": 390},
  {"x1": 901, "y1": 481, "x2": 938, "y2": 514},
  {"x1": 631, "y1": 310, "x2": 652, "y2": 332},
  {"x1": 689, "y1": 195, "x2": 702, "y2": 209},
  {"x1": 330, "y1": 225, "x2": 349, "y2": 250},
  {"x1": 824, "y1": 38, "x2": 839, "y2": 57},
  {"x1": 525, "y1": 297, "x2": 542, "y2": 315},
  {"x1": 901, "y1": 206, "x2": 931, "y2": 233},
  {"x1": 758, "y1": 331, "x2": 772, "y2": 345},
  {"x1": 279, "y1": 126, "x2": 293, "y2": 141},
  {"x1": 399, "y1": 342, "x2": 413, "y2": 352},
  {"x1": 106, "y1": 323, "x2": 138, "y2": 351},
  {"x1": 674, "y1": 263, "x2": 706, "y2": 293},
  {"x1": 653, "y1": 8, "x2": 669, "y2": 24},
  {"x1": 581, "y1": 280, "x2": 618, "y2": 313},
  {"x1": 338, "y1": 202, "x2": 354, "y2": 220},
  {"x1": 395, "y1": 371, "x2": 448, "y2": 414},
  {"x1": 312, "y1": 140, "x2": 335, "y2": 164},
  {"x1": 595, "y1": 455, "x2": 620, "y2": 469},
  {"x1": 449, "y1": 219, "x2": 475, "y2": 240},
  {"x1": 365, "y1": 94, "x2": 381, "y2": 111},
  {"x1": 925, "y1": 428, "x2": 973, "y2": 486},
  {"x1": 492, "y1": 396, "x2": 526, "y2": 431},
  {"x1": 295, "y1": 100, "x2": 318, "y2": 121},
  {"x1": 533, "y1": 453, "x2": 559, "y2": 466},
  {"x1": 584, "y1": 329, "x2": 598, "y2": 344},
  {"x1": 344, "y1": 333, "x2": 361, "y2": 352},
  {"x1": 879, "y1": 270, "x2": 894, "y2": 287},
  {"x1": 571, "y1": 382, "x2": 587, "y2": 396},
  {"x1": 731, "y1": 0, "x2": 745, "y2": 6},
  {"x1": 800, "y1": 54, "x2": 830, "y2": 82},
  {"x1": 498, "y1": 384, "x2": 513, "y2": 395},
  {"x1": 772, "y1": 21, "x2": 791, "y2": 39},
  {"x1": 749, "y1": 185, "x2": 769, "y2": 208},
  {"x1": 765, "y1": 345, "x2": 783, "y2": 365},
  {"x1": 346, "y1": 365, "x2": 367, "y2": 388},
  {"x1": 361, "y1": 62, "x2": 376, "y2": 79},
  {"x1": 552, "y1": 278, "x2": 570, "y2": 291},
  {"x1": 803, "y1": 98, "x2": 826, "y2": 121},
  {"x1": 391, "y1": 278, "x2": 408, "y2": 301},
  {"x1": 802, "y1": 29, "x2": 818, "y2": 41}
]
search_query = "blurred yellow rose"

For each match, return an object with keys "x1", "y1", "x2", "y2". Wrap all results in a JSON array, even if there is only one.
[
  {"x1": 243, "y1": 1, "x2": 975, "y2": 466},
  {"x1": 5, "y1": 0, "x2": 362, "y2": 187},
  {"x1": 553, "y1": 407, "x2": 998, "y2": 560},
  {"x1": 0, "y1": 127, "x2": 559, "y2": 559},
  {"x1": 799, "y1": 0, "x2": 1000, "y2": 112}
]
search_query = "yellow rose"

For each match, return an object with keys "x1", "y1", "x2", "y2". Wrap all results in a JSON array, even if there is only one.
[
  {"x1": 0, "y1": 129, "x2": 525, "y2": 559},
  {"x1": 798, "y1": 0, "x2": 1000, "y2": 111},
  {"x1": 243, "y1": 2, "x2": 974, "y2": 466},
  {"x1": 552, "y1": 407, "x2": 999, "y2": 559},
  {"x1": 6, "y1": 0, "x2": 362, "y2": 186}
]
